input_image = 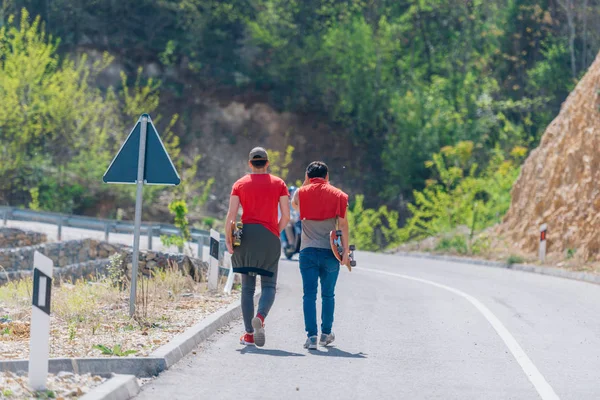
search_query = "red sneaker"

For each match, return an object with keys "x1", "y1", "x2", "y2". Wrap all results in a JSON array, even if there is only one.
[{"x1": 240, "y1": 332, "x2": 255, "y2": 346}]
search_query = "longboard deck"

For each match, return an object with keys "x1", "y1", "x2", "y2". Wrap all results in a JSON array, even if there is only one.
[{"x1": 330, "y1": 230, "x2": 356, "y2": 270}]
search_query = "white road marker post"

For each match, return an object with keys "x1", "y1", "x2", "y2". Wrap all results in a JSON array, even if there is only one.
[
  {"x1": 29, "y1": 251, "x2": 54, "y2": 391},
  {"x1": 208, "y1": 229, "x2": 220, "y2": 290},
  {"x1": 223, "y1": 252, "x2": 235, "y2": 294},
  {"x1": 539, "y1": 224, "x2": 547, "y2": 263}
]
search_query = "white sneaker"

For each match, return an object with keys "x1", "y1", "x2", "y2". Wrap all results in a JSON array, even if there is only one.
[
  {"x1": 319, "y1": 332, "x2": 335, "y2": 346},
  {"x1": 252, "y1": 317, "x2": 266, "y2": 347},
  {"x1": 304, "y1": 336, "x2": 318, "y2": 350}
]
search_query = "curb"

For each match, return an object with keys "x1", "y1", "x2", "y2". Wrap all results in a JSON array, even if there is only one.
[
  {"x1": 0, "y1": 290, "x2": 258, "y2": 381},
  {"x1": 0, "y1": 358, "x2": 165, "y2": 378},
  {"x1": 394, "y1": 251, "x2": 600, "y2": 285},
  {"x1": 151, "y1": 291, "x2": 260, "y2": 369},
  {"x1": 80, "y1": 374, "x2": 140, "y2": 400}
]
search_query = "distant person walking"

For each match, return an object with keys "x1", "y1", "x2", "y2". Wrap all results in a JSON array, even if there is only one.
[
  {"x1": 292, "y1": 161, "x2": 350, "y2": 349},
  {"x1": 225, "y1": 147, "x2": 290, "y2": 347}
]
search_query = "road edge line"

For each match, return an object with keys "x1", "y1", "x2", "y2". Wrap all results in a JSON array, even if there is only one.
[{"x1": 359, "y1": 267, "x2": 561, "y2": 400}]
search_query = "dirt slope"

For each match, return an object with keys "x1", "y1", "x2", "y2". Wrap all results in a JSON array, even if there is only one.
[{"x1": 500, "y1": 52, "x2": 600, "y2": 260}]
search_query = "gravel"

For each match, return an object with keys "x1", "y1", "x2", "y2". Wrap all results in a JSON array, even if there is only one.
[{"x1": 0, "y1": 371, "x2": 105, "y2": 399}]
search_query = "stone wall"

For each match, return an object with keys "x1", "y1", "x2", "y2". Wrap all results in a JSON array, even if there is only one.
[
  {"x1": 0, "y1": 238, "x2": 235, "y2": 285},
  {"x1": 0, "y1": 228, "x2": 47, "y2": 248},
  {"x1": 117, "y1": 250, "x2": 210, "y2": 282},
  {"x1": 0, "y1": 239, "x2": 125, "y2": 271}
]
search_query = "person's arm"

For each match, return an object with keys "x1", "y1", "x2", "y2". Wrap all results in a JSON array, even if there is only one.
[
  {"x1": 338, "y1": 214, "x2": 351, "y2": 271},
  {"x1": 278, "y1": 195, "x2": 291, "y2": 233},
  {"x1": 224, "y1": 195, "x2": 240, "y2": 254},
  {"x1": 291, "y1": 189, "x2": 299, "y2": 211}
]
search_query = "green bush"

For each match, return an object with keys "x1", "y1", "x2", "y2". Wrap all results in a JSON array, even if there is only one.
[
  {"x1": 435, "y1": 235, "x2": 468, "y2": 255},
  {"x1": 399, "y1": 142, "x2": 523, "y2": 243},
  {"x1": 0, "y1": 10, "x2": 180, "y2": 214},
  {"x1": 347, "y1": 195, "x2": 402, "y2": 252}
]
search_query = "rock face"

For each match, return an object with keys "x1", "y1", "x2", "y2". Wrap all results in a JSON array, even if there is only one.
[
  {"x1": 500, "y1": 52, "x2": 600, "y2": 259},
  {"x1": 0, "y1": 227, "x2": 47, "y2": 248}
]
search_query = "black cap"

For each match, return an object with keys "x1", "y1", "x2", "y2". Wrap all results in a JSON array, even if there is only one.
[{"x1": 249, "y1": 147, "x2": 269, "y2": 161}]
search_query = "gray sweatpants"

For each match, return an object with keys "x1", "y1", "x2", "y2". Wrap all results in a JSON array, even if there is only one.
[{"x1": 242, "y1": 272, "x2": 277, "y2": 333}]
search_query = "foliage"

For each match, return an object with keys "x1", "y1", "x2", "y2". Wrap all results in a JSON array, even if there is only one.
[
  {"x1": 0, "y1": 10, "x2": 183, "y2": 214},
  {"x1": 435, "y1": 234, "x2": 469, "y2": 255},
  {"x1": 267, "y1": 145, "x2": 295, "y2": 182},
  {"x1": 160, "y1": 200, "x2": 192, "y2": 252},
  {"x1": 347, "y1": 195, "x2": 402, "y2": 252},
  {"x1": 399, "y1": 141, "x2": 523, "y2": 242},
  {"x1": 507, "y1": 254, "x2": 525, "y2": 265},
  {"x1": 2, "y1": 1, "x2": 599, "y2": 247}
]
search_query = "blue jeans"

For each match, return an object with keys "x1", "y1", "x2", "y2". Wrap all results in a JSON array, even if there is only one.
[{"x1": 299, "y1": 248, "x2": 340, "y2": 338}]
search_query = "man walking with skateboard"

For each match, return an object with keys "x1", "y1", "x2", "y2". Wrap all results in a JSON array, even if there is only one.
[
  {"x1": 292, "y1": 161, "x2": 350, "y2": 350},
  {"x1": 225, "y1": 147, "x2": 290, "y2": 347}
]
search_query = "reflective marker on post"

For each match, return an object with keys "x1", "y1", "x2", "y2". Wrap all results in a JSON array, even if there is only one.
[
  {"x1": 539, "y1": 224, "x2": 547, "y2": 263},
  {"x1": 29, "y1": 252, "x2": 53, "y2": 391},
  {"x1": 208, "y1": 229, "x2": 220, "y2": 290}
]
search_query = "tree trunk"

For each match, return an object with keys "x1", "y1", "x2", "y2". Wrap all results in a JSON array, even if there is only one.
[{"x1": 558, "y1": 0, "x2": 577, "y2": 78}]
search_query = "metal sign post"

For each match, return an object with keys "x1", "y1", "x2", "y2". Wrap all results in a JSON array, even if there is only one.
[
  {"x1": 129, "y1": 115, "x2": 148, "y2": 317},
  {"x1": 29, "y1": 252, "x2": 54, "y2": 391},
  {"x1": 103, "y1": 114, "x2": 180, "y2": 317},
  {"x1": 539, "y1": 224, "x2": 547, "y2": 263},
  {"x1": 208, "y1": 229, "x2": 220, "y2": 290}
]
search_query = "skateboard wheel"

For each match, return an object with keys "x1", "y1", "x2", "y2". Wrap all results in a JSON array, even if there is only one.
[
  {"x1": 349, "y1": 244, "x2": 355, "y2": 251},
  {"x1": 350, "y1": 260, "x2": 357, "y2": 267}
]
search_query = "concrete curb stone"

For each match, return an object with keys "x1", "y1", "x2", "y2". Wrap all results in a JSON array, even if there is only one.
[
  {"x1": 0, "y1": 289, "x2": 260, "y2": 399},
  {"x1": 80, "y1": 374, "x2": 140, "y2": 400},
  {"x1": 151, "y1": 291, "x2": 261, "y2": 369}
]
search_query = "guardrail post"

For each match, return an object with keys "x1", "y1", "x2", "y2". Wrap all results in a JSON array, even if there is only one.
[
  {"x1": 148, "y1": 226, "x2": 153, "y2": 250},
  {"x1": 57, "y1": 218, "x2": 63, "y2": 241},
  {"x1": 104, "y1": 223, "x2": 110, "y2": 242}
]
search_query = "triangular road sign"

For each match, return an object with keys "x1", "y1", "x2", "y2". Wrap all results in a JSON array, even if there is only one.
[{"x1": 103, "y1": 114, "x2": 180, "y2": 185}]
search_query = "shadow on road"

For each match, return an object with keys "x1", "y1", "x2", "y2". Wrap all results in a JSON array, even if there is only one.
[
  {"x1": 237, "y1": 347, "x2": 305, "y2": 357},
  {"x1": 309, "y1": 347, "x2": 367, "y2": 359}
]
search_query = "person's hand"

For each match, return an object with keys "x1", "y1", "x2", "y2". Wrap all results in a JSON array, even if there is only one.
[
  {"x1": 342, "y1": 252, "x2": 351, "y2": 272},
  {"x1": 302, "y1": 173, "x2": 310, "y2": 186},
  {"x1": 226, "y1": 240, "x2": 234, "y2": 255}
]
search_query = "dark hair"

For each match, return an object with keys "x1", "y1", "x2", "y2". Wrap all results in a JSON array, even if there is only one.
[
  {"x1": 250, "y1": 156, "x2": 268, "y2": 168},
  {"x1": 306, "y1": 161, "x2": 328, "y2": 179}
]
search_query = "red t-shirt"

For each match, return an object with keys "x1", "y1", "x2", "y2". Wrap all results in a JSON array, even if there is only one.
[
  {"x1": 298, "y1": 178, "x2": 348, "y2": 221},
  {"x1": 231, "y1": 174, "x2": 289, "y2": 237}
]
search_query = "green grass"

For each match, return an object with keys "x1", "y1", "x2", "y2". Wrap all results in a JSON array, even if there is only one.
[
  {"x1": 435, "y1": 234, "x2": 468, "y2": 255},
  {"x1": 92, "y1": 344, "x2": 137, "y2": 357}
]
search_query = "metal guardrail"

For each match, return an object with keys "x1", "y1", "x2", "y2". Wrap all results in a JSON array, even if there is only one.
[{"x1": 0, "y1": 206, "x2": 226, "y2": 257}]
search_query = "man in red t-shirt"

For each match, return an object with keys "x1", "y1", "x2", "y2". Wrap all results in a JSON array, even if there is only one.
[
  {"x1": 291, "y1": 161, "x2": 350, "y2": 350},
  {"x1": 225, "y1": 147, "x2": 290, "y2": 347}
]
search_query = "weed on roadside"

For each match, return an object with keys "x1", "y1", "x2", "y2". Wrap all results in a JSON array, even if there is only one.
[{"x1": 507, "y1": 255, "x2": 524, "y2": 265}]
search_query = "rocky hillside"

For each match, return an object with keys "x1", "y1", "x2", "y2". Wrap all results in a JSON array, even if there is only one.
[{"x1": 500, "y1": 52, "x2": 600, "y2": 260}]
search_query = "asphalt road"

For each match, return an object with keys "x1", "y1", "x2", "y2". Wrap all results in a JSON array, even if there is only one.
[{"x1": 135, "y1": 251, "x2": 600, "y2": 400}]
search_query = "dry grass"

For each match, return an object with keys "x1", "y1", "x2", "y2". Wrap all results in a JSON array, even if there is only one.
[{"x1": 0, "y1": 262, "x2": 239, "y2": 360}]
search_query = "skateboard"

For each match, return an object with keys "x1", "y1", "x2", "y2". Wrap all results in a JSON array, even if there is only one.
[
  {"x1": 330, "y1": 230, "x2": 356, "y2": 269},
  {"x1": 232, "y1": 222, "x2": 243, "y2": 247}
]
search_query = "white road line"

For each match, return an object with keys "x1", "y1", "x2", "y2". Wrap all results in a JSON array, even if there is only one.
[{"x1": 358, "y1": 266, "x2": 560, "y2": 400}]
